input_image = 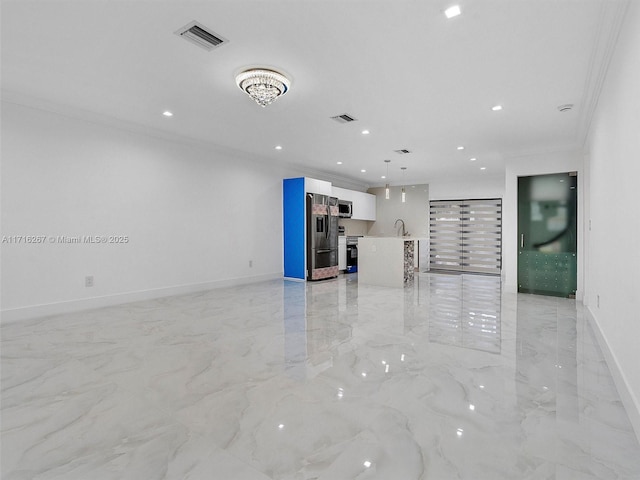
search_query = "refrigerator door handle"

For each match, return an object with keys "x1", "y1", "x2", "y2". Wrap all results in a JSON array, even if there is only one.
[{"x1": 325, "y1": 197, "x2": 330, "y2": 240}]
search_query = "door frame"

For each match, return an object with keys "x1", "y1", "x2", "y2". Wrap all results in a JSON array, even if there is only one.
[
  {"x1": 516, "y1": 172, "x2": 578, "y2": 297},
  {"x1": 502, "y1": 151, "x2": 583, "y2": 299}
]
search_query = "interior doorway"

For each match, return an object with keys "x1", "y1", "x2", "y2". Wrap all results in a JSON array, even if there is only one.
[{"x1": 517, "y1": 172, "x2": 577, "y2": 297}]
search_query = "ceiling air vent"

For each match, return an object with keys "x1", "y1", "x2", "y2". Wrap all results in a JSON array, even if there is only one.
[
  {"x1": 175, "y1": 21, "x2": 228, "y2": 51},
  {"x1": 394, "y1": 149, "x2": 411, "y2": 154},
  {"x1": 331, "y1": 114, "x2": 358, "y2": 124}
]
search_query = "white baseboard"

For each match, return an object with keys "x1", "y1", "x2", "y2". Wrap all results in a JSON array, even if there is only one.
[
  {"x1": 1, "y1": 273, "x2": 281, "y2": 323},
  {"x1": 283, "y1": 277, "x2": 306, "y2": 282},
  {"x1": 585, "y1": 305, "x2": 640, "y2": 443}
]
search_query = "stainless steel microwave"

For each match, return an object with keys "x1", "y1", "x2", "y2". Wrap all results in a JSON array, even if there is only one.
[{"x1": 337, "y1": 199, "x2": 352, "y2": 218}]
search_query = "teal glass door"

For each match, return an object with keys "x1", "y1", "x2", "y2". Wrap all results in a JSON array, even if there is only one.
[{"x1": 517, "y1": 173, "x2": 577, "y2": 297}]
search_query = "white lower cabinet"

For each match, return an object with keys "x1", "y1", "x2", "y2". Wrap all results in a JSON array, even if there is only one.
[{"x1": 338, "y1": 236, "x2": 347, "y2": 270}]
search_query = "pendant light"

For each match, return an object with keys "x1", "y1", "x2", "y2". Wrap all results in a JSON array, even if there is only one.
[
  {"x1": 384, "y1": 160, "x2": 391, "y2": 199},
  {"x1": 401, "y1": 167, "x2": 407, "y2": 203}
]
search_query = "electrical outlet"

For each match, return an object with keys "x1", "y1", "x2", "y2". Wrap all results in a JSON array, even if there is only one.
[
  {"x1": 85, "y1": 275, "x2": 94, "y2": 287},
  {"x1": 249, "y1": 260, "x2": 253, "y2": 268}
]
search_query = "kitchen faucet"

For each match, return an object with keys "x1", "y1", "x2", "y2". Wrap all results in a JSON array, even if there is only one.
[{"x1": 394, "y1": 219, "x2": 408, "y2": 237}]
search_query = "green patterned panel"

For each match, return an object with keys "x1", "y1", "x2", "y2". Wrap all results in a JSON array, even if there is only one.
[{"x1": 518, "y1": 251, "x2": 577, "y2": 297}]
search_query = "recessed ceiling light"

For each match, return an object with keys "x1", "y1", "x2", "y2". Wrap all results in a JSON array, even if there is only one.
[
  {"x1": 491, "y1": 105, "x2": 503, "y2": 111},
  {"x1": 337, "y1": 161, "x2": 343, "y2": 165},
  {"x1": 275, "y1": 145, "x2": 282, "y2": 150},
  {"x1": 457, "y1": 146, "x2": 465, "y2": 150},
  {"x1": 445, "y1": 5, "x2": 461, "y2": 18},
  {"x1": 470, "y1": 157, "x2": 477, "y2": 162},
  {"x1": 361, "y1": 169, "x2": 366, "y2": 173},
  {"x1": 163, "y1": 111, "x2": 173, "y2": 117},
  {"x1": 361, "y1": 129, "x2": 370, "y2": 135},
  {"x1": 480, "y1": 167, "x2": 487, "y2": 170}
]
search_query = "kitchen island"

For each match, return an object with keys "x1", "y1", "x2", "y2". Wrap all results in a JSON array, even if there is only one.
[{"x1": 357, "y1": 237, "x2": 419, "y2": 287}]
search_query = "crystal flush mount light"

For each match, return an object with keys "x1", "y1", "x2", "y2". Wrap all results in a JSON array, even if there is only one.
[{"x1": 235, "y1": 68, "x2": 291, "y2": 107}]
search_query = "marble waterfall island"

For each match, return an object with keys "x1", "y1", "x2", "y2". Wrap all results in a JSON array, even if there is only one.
[{"x1": 358, "y1": 236, "x2": 418, "y2": 287}]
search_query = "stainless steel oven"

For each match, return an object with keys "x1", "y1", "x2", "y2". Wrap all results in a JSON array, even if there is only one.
[{"x1": 346, "y1": 236, "x2": 360, "y2": 273}]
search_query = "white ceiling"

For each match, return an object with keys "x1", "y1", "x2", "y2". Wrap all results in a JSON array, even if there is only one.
[{"x1": 1, "y1": 0, "x2": 627, "y2": 187}]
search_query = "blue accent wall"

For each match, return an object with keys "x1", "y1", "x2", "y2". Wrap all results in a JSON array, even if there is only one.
[{"x1": 283, "y1": 178, "x2": 305, "y2": 279}]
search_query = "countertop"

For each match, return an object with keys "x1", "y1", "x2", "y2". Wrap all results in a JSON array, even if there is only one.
[{"x1": 354, "y1": 236, "x2": 426, "y2": 241}]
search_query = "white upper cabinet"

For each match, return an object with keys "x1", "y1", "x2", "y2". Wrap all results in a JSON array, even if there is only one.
[
  {"x1": 332, "y1": 186, "x2": 351, "y2": 202},
  {"x1": 332, "y1": 186, "x2": 376, "y2": 221},
  {"x1": 354, "y1": 190, "x2": 376, "y2": 220},
  {"x1": 305, "y1": 178, "x2": 332, "y2": 195}
]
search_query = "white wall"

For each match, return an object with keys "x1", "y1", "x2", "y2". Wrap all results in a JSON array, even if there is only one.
[
  {"x1": 428, "y1": 175, "x2": 504, "y2": 201},
  {"x1": 367, "y1": 185, "x2": 429, "y2": 238},
  {"x1": 503, "y1": 150, "x2": 584, "y2": 295},
  {"x1": 584, "y1": 1, "x2": 640, "y2": 438},
  {"x1": 1, "y1": 101, "x2": 291, "y2": 320},
  {"x1": 367, "y1": 185, "x2": 429, "y2": 269},
  {"x1": 337, "y1": 218, "x2": 370, "y2": 237}
]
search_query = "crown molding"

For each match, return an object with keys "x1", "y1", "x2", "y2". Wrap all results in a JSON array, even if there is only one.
[
  {"x1": 501, "y1": 144, "x2": 583, "y2": 162},
  {"x1": 577, "y1": 0, "x2": 630, "y2": 147},
  {"x1": 1, "y1": 90, "x2": 272, "y2": 162},
  {"x1": 280, "y1": 161, "x2": 370, "y2": 191},
  {"x1": 2, "y1": 90, "x2": 371, "y2": 191}
]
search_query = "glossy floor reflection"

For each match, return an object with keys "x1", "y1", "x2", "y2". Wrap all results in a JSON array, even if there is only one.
[{"x1": 2, "y1": 273, "x2": 640, "y2": 479}]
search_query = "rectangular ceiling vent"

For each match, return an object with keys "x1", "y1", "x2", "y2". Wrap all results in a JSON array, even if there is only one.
[
  {"x1": 394, "y1": 149, "x2": 411, "y2": 154},
  {"x1": 175, "y1": 21, "x2": 228, "y2": 51},
  {"x1": 331, "y1": 114, "x2": 358, "y2": 124}
]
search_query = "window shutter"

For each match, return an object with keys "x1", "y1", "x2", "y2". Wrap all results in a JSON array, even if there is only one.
[{"x1": 429, "y1": 198, "x2": 502, "y2": 274}]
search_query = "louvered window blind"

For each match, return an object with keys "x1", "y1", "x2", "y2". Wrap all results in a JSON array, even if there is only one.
[{"x1": 429, "y1": 199, "x2": 502, "y2": 274}]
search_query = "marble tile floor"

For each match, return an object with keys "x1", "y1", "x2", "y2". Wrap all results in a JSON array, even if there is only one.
[{"x1": 2, "y1": 273, "x2": 640, "y2": 480}]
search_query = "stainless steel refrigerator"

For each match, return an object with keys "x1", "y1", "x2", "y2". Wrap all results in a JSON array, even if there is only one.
[{"x1": 306, "y1": 193, "x2": 339, "y2": 281}]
